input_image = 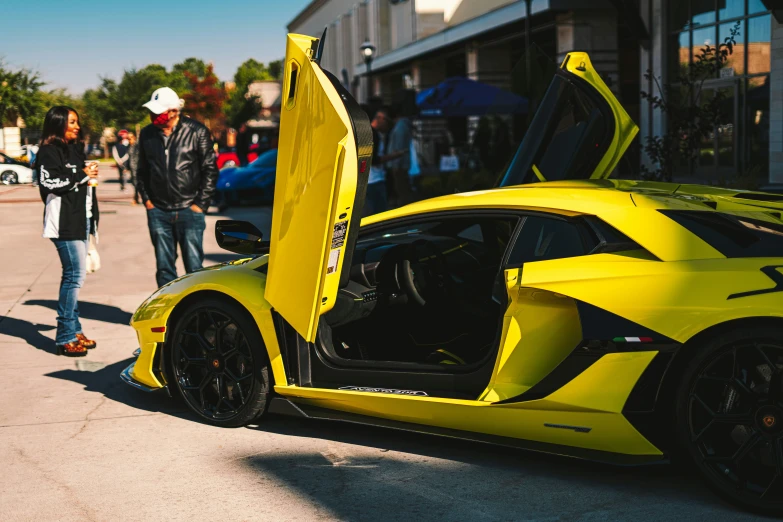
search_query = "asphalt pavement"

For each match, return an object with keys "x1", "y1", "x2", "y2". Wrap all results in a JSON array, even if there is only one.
[{"x1": 0, "y1": 168, "x2": 777, "y2": 521}]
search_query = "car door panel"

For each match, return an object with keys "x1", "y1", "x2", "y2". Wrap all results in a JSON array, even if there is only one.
[
  {"x1": 499, "y1": 52, "x2": 638, "y2": 186},
  {"x1": 266, "y1": 33, "x2": 372, "y2": 343},
  {"x1": 480, "y1": 285, "x2": 583, "y2": 402}
]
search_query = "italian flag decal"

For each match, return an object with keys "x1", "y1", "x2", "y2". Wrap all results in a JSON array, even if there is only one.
[{"x1": 613, "y1": 337, "x2": 653, "y2": 343}]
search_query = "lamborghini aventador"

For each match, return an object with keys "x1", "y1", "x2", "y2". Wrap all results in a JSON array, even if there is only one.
[{"x1": 122, "y1": 33, "x2": 783, "y2": 515}]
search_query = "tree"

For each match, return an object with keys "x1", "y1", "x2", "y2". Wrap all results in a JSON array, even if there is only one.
[
  {"x1": 182, "y1": 63, "x2": 225, "y2": 130},
  {"x1": 233, "y1": 59, "x2": 272, "y2": 90},
  {"x1": 224, "y1": 59, "x2": 272, "y2": 128},
  {"x1": 172, "y1": 58, "x2": 208, "y2": 80},
  {"x1": 170, "y1": 58, "x2": 208, "y2": 95},
  {"x1": 83, "y1": 64, "x2": 178, "y2": 132},
  {"x1": 0, "y1": 60, "x2": 44, "y2": 126},
  {"x1": 268, "y1": 59, "x2": 283, "y2": 80},
  {"x1": 25, "y1": 88, "x2": 80, "y2": 135},
  {"x1": 640, "y1": 21, "x2": 741, "y2": 182}
]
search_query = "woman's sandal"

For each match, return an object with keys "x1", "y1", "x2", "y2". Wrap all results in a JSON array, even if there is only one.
[
  {"x1": 56, "y1": 341, "x2": 88, "y2": 357},
  {"x1": 76, "y1": 333, "x2": 97, "y2": 349}
]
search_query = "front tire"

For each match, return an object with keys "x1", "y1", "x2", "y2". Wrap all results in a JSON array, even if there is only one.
[
  {"x1": 675, "y1": 328, "x2": 783, "y2": 515},
  {"x1": 168, "y1": 298, "x2": 270, "y2": 427}
]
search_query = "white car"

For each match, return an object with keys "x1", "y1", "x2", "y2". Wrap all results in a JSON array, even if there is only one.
[{"x1": 0, "y1": 152, "x2": 34, "y2": 185}]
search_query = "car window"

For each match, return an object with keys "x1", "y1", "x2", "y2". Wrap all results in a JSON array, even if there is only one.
[
  {"x1": 358, "y1": 216, "x2": 517, "y2": 268},
  {"x1": 457, "y1": 223, "x2": 483, "y2": 243},
  {"x1": 507, "y1": 215, "x2": 587, "y2": 266}
]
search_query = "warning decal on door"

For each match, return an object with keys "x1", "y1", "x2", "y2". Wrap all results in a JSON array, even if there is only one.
[
  {"x1": 331, "y1": 220, "x2": 348, "y2": 249},
  {"x1": 327, "y1": 249, "x2": 341, "y2": 275}
]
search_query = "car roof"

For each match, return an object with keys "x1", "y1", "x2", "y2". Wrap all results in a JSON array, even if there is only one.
[{"x1": 364, "y1": 180, "x2": 783, "y2": 223}]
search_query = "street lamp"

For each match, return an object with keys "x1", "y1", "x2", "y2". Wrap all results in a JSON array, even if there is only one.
[{"x1": 360, "y1": 39, "x2": 376, "y2": 101}]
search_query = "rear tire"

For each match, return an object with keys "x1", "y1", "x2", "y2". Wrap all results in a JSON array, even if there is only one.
[
  {"x1": 168, "y1": 297, "x2": 270, "y2": 427},
  {"x1": 675, "y1": 328, "x2": 783, "y2": 515}
]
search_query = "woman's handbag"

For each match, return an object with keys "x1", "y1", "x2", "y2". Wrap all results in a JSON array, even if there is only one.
[{"x1": 86, "y1": 234, "x2": 101, "y2": 273}]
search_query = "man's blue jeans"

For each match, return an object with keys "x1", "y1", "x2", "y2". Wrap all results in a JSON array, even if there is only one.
[
  {"x1": 51, "y1": 238, "x2": 88, "y2": 345},
  {"x1": 147, "y1": 207, "x2": 206, "y2": 287}
]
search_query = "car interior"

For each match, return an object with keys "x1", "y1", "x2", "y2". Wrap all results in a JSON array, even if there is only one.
[
  {"x1": 321, "y1": 215, "x2": 519, "y2": 368},
  {"x1": 315, "y1": 210, "x2": 645, "y2": 374}
]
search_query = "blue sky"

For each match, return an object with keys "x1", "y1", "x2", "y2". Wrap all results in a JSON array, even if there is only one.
[{"x1": 0, "y1": 0, "x2": 312, "y2": 94}]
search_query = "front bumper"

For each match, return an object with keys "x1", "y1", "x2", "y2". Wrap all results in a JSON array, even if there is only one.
[
  {"x1": 120, "y1": 361, "x2": 164, "y2": 392},
  {"x1": 121, "y1": 346, "x2": 167, "y2": 393}
]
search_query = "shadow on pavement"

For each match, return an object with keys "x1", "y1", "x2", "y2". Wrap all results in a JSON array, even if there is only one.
[
  {"x1": 24, "y1": 299, "x2": 133, "y2": 326},
  {"x1": 0, "y1": 316, "x2": 56, "y2": 353},
  {"x1": 45, "y1": 357, "x2": 192, "y2": 418},
  {"x1": 244, "y1": 416, "x2": 751, "y2": 520}
]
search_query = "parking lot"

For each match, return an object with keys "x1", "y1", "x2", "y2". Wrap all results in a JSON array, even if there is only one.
[{"x1": 0, "y1": 174, "x2": 776, "y2": 521}]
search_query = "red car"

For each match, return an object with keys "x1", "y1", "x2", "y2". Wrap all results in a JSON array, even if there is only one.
[{"x1": 217, "y1": 150, "x2": 240, "y2": 170}]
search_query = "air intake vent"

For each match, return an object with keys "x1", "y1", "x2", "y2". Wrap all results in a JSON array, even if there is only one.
[{"x1": 733, "y1": 193, "x2": 783, "y2": 202}]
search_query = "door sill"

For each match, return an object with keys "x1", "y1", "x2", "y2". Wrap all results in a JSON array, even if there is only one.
[{"x1": 267, "y1": 397, "x2": 666, "y2": 467}]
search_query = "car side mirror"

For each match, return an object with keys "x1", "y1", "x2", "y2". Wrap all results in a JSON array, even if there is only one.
[{"x1": 215, "y1": 220, "x2": 270, "y2": 255}]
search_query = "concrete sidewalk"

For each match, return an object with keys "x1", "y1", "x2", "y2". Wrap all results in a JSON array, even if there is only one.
[{"x1": 0, "y1": 195, "x2": 768, "y2": 521}]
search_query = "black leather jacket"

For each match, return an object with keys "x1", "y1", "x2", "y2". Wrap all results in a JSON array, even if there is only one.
[{"x1": 136, "y1": 117, "x2": 218, "y2": 211}]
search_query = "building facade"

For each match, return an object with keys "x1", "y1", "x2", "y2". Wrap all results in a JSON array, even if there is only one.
[{"x1": 288, "y1": 0, "x2": 782, "y2": 186}]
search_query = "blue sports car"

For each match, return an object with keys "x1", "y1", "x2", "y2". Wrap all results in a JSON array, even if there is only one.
[{"x1": 214, "y1": 149, "x2": 277, "y2": 209}]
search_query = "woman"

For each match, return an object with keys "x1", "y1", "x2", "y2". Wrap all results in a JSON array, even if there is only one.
[{"x1": 37, "y1": 106, "x2": 100, "y2": 356}]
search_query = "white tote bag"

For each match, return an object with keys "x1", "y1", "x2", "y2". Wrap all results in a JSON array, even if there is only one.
[{"x1": 86, "y1": 234, "x2": 101, "y2": 273}]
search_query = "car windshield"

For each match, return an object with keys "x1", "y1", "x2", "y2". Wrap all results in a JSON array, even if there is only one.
[{"x1": 250, "y1": 149, "x2": 277, "y2": 168}]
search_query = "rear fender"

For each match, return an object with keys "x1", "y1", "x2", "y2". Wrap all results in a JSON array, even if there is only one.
[{"x1": 519, "y1": 254, "x2": 783, "y2": 343}]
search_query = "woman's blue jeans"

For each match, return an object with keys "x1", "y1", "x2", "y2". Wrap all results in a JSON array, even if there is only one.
[{"x1": 51, "y1": 238, "x2": 88, "y2": 345}]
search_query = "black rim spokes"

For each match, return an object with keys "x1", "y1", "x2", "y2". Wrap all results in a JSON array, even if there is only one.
[
  {"x1": 690, "y1": 342, "x2": 783, "y2": 500},
  {"x1": 174, "y1": 308, "x2": 254, "y2": 420}
]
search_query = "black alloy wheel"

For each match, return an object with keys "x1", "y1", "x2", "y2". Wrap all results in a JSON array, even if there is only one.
[
  {"x1": 169, "y1": 298, "x2": 269, "y2": 427},
  {"x1": 677, "y1": 328, "x2": 783, "y2": 515}
]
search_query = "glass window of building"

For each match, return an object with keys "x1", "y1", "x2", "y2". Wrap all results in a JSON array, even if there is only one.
[
  {"x1": 719, "y1": 0, "x2": 744, "y2": 20},
  {"x1": 667, "y1": 0, "x2": 772, "y2": 182}
]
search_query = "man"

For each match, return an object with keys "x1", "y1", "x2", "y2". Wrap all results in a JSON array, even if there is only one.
[
  {"x1": 112, "y1": 129, "x2": 130, "y2": 191},
  {"x1": 236, "y1": 123, "x2": 249, "y2": 166},
  {"x1": 136, "y1": 87, "x2": 218, "y2": 287},
  {"x1": 363, "y1": 107, "x2": 392, "y2": 217},
  {"x1": 385, "y1": 105, "x2": 415, "y2": 207},
  {"x1": 127, "y1": 132, "x2": 140, "y2": 205}
]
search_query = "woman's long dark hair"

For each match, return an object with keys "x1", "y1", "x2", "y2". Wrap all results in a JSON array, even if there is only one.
[{"x1": 40, "y1": 106, "x2": 81, "y2": 149}]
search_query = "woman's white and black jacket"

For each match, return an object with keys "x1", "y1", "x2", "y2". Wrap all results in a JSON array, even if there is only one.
[{"x1": 37, "y1": 144, "x2": 99, "y2": 240}]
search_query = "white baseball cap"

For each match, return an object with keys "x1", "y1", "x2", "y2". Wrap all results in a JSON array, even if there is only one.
[{"x1": 142, "y1": 87, "x2": 183, "y2": 114}]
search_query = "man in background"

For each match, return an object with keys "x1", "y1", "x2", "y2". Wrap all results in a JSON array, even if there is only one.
[
  {"x1": 127, "y1": 132, "x2": 140, "y2": 205},
  {"x1": 385, "y1": 105, "x2": 414, "y2": 207},
  {"x1": 136, "y1": 87, "x2": 218, "y2": 287},
  {"x1": 112, "y1": 129, "x2": 130, "y2": 191},
  {"x1": 236, "y1": 123, "x2": 249, "y2": 166},
  {"x1": 363, "y1": 107, "x2": 392, "y2": 217}
]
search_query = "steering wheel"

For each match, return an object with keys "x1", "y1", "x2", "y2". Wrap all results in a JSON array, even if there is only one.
[{"x1": 399, "y1": 239, "x2": 451, "y2": 307}]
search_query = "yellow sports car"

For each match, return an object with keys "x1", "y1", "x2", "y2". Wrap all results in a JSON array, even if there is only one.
[{"x1": 124, "y1": 33, "x2": 783, "y2": 514}]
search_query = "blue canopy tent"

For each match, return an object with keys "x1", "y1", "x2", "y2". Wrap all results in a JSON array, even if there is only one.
[{"x1": 416, "y1": 77, "x2": 528, "y2": 117}]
